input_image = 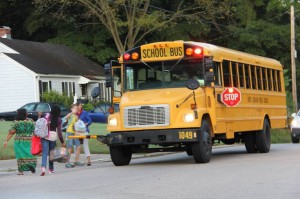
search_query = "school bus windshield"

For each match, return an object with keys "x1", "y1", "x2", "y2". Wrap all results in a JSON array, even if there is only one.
[{"x1": 124, "y1": 59, "x2": 205, "y2": 91}]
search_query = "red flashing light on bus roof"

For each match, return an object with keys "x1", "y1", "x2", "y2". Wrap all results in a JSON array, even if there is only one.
[
  {"x1": 194, "y1": 48, "x2": 202, "y2": 55},
  {"x1": 185, "y1": 47, "x2": 203, "y2": 57},
  {"x1": 123, "y1": 53, "x2": 131, "y2": 60}
]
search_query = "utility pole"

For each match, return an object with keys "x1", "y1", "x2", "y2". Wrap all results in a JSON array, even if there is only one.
[{"x1": 291, "y1": 4, "x2": 298, "y2": 112}]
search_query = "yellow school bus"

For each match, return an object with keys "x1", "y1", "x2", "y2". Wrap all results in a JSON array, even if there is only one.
[{"x1": 104, "y1": 41, "x2": 287, "y2": 166}]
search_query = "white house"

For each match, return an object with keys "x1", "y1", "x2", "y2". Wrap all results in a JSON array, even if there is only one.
[{"x1": 0, "y1": 38, "x2": 111, "y2": 112}]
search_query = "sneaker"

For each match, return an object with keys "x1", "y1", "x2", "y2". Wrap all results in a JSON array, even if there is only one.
[
  {"x1": 87, "y1": 162, "x2": 91, "y2": 166},
  {"x1": 65, "y1": 163, "x2": 75, "y2": 168},
  {"x1": 40, "y1": 172, "x2": 45, "y2": 176},
  {"x1": 49, "y1": 170, "x2": 55, "y2": 174},
  {"x1": 74, "y1": 162, "x2": 84, "y2": 166}
]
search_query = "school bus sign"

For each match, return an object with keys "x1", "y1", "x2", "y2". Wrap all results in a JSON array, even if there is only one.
[{"x1": 221, "y1": 87, "x2": 241, "y2": 107}]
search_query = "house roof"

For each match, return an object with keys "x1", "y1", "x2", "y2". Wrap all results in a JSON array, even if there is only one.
[{"x1": 0, "y1": 38, "x2": 104, "y2": 76}]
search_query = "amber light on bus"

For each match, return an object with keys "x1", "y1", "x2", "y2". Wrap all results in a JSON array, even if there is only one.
[{"x1": 132, "y1": 52, "x2": 139, "y2": 60}]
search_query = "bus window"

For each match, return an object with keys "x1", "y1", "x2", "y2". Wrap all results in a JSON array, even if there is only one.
[
  {"x1": 214, "y1": 62, "x2": 222, "y2": 86},
  {"x1": 231, "y1": 62, "x2": 238, "y2": 87},
  {"x1": 223, "y1": 60, "x2": 231, "y2": 87},
  {"x1": 256, "y1": 66, "x2": 262, "y2": 90},
  {"x1": 244, "y1": 64, "x2": 250, "y2": 89},
  {"x1": 273, "y1": 70, "x2": 278, "y2": 91},
  {"x1": 267, "y1": 69, "x2": 273, "y2": 91},
  {"x1": 126, "y1": 67, "x2": 135, "y2": 90},
  {"x1": 251, "y1": 65, "x2": 257, "y2": 89},
  {"x1": 277, "y1": 70, "x2": 282, "y2": 92},
  {"x1": 262, "y1": 68, "x2": 268, "y2": 90},
  {"x1": 239, "y1": 63, "x2": 245, "y2": 88}
]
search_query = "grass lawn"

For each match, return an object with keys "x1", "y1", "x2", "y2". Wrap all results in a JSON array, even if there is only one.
[{"x1": 0, "y1": 121, "x2": 293, "y2": 160}]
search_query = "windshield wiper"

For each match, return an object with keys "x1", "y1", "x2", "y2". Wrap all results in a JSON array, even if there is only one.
[{"x1": 141, "y1": 60, "x2": 155, "y2": 71}]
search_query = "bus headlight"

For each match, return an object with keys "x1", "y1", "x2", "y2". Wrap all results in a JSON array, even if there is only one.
[
  {"x1": 109, "y1": 118, "x2": 118, "y2": 126},
  {"x1": 184, "y1": 113, "x2": 195, "y2": 123},
  {"x1": 291, "y1": 119, "x2": 297, "y2": 127}
]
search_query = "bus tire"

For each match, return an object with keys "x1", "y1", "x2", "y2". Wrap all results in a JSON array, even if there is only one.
[
  {"x1": 110, "y1": 146, "x2": 132, "y2": 166},
  {"x1": 244, "y1": 132, "x2": 257, "y2": 153},
  {"x1": 255, "y1": 119, "x2": 271, "y2": 153},
  {"x1": 185, "y1": 144, "x2": 193, "y2": 156},
  {"x1": 191, "y1": 120, "x2": 212, "y2": 163},
  {"x1": 291, "y1": 135, "x2": 300, "y2": 144}
]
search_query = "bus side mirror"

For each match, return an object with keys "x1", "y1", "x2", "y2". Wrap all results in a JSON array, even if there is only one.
[
  {"x1": 185, "y1": 79, "x2": 200, "y2": 90},
  {"x1": 104, "y1": 63, "x2": 112, "y2": 88},
  {"x1": 204, "y1": 58, "x2": 215, "y2": 86}
]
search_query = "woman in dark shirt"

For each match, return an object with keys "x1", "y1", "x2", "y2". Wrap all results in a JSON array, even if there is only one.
[{"x1": 40, "y1": 105, "x2": 65, "y2": 176}]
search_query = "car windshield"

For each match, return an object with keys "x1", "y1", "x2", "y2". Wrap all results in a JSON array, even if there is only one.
[
  {"x1": 53, "y1": 103, "x2": 68, "y2": 111},
  {"x1": 124, "y1": 59, "x2": 204, "y2": 91},
  {"x1": 22, "y1": 103, "x2": 36, "y2": 111}
]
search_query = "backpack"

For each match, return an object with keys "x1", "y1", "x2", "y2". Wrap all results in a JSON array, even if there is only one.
[
  {"x1": 34, "y1": 113, "x2": 50, "y2": 138},
  {"x1": 74, "y1": 119, "x2": 86, "y2": 133}
]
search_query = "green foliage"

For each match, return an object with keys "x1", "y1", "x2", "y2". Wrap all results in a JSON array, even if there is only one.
[
  {"x1": 83, "y1": 102, "x2": 94, "y2": 111},
  {"x1": 47, "y1": 29, "x2": 118, "y2": 64},
  {"x1": 42, "y1": 91, "x2": 73, "y2": 107}
]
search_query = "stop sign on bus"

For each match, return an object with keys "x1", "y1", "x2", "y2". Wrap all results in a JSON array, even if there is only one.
[{"x1": 221, "y1": 87, "x2": 241, "y2": 107}]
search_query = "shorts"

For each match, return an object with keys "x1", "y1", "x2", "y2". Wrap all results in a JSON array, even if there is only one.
[{"x1": 66, "y1": 132, "x2": 81, "y2": 148}]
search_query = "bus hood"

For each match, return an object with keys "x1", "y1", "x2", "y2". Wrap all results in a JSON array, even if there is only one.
[{"x1": 120, "y1": 88, "x2": 204, "y2": 107}]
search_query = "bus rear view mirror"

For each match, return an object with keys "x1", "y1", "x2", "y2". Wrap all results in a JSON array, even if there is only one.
[
  {"x1": 104, "y1": 63, "x2": 112, "y2": 88},
  {"x1": 185, "y1": 79, "x2": 200, "y2": 90}
]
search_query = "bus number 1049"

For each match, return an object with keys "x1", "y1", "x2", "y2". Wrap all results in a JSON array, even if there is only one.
[{"x1": 178, "y1": 131, "x2": 197, "y2": 140}]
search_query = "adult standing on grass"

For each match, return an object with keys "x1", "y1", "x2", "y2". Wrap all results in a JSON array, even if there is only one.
[
  {"x1": 3, "y1": 108, "x2": 36, "y2": 175},
  {"x1": 76, "y1": 102, "x2": 92, "y2": 166},
  {"x1": 40, "y1": 105, "x2": 66, "y2": 176}
]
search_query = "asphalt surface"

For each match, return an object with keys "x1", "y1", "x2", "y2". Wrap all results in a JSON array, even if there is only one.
[{"x1": 0, "y1": 144, "x2": 299, "y2": 199}]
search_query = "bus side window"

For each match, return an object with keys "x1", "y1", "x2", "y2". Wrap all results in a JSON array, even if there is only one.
[
  {"x1": 251, "y1": 65, "x2": 257, "y2": 89},
  {"x1": 267, "y1": 68, "x2": 273, "y2": 91},
  {"x1": 223, "y1": 60, "x2": 231, "y2": 87},
  {"x1": 256, "y1": 66, "x2": 262, "y2": 90},
  {"x1": 277, "y1": 70, "x2": 282, "y2": 92},
  {"x1": 214, "y1": 62, "x2": 222, "y2": 86},
  {"x1": 231, "y1": 62, "x2": 238, "y2": 87},
  {"x1": 272, "y1": 69, "x2": 278, "y2": 91},
  {"x1": 238, "y1": 63, "x2": 244, "y2": 88},
  {"x1": 244, "y1": 64, "x2": 250, "y2": 89},
  {"x1": 262, "y1": 67, "x2": 268, "y2": 90}
]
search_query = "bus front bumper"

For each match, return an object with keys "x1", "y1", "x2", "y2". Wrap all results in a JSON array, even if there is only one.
[{"x1": 99, "y1": 129, "x2": 201, "y2": 146}]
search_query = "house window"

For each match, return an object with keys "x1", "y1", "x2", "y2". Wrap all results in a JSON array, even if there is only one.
[
  {"x1": 62, "y1": 81, "x2": 75, "y2": 96},
  {"x1": 40, "y1": 81, "x2": 52, "y2": 94}
]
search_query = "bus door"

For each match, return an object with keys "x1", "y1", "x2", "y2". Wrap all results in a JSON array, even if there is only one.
[
  {"x1": 105, "y1": 62, "x2": 122, "y2": 111},
  {"x1": 203, "y1": 57, "x2": 217, "y2": 136}
]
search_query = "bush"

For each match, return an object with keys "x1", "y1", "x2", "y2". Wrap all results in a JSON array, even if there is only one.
[
  {"x1": 42, "y1": 91, "x2": 73, "y2": 107},
  {"x1": 83, "y1": 102, "x2": 94, "y2": 111}
]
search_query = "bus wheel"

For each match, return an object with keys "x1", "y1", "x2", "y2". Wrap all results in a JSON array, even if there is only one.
[
  {"x1": 244, "y1": 132, "x2": 257, "y2": 153},
  {"x1": 110, "y1": 146, "x2": 132, "y2": 166},
  {"x1": 185, "y1": 144, "x2": 193, "y2": 156},
  {"x1": 291, "y1": 135, "x2": 300, "y2": 144},
  {"x1": 255, "y1": 119, "x2": 271, "y2": 153},
  {"x1": 192, "y1": 120, "x2": 212, "y2": 163}
]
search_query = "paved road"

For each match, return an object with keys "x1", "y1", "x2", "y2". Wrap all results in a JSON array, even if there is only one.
[{"x1": 0, "y1": 144, "x2": 299, "y2": 199}]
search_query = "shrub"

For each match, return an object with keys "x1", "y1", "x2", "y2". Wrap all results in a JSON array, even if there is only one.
[
  {"x1": 83, "y1": 102, "x2": 94, "y2": 111},
  {"x1": 42, "y1": 91, "x2": 73, "y2": 107}
]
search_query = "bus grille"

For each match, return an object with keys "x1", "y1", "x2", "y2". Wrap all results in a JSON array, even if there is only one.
[{"x1": 124, "y1": 105, "x2": 170, "y2": 128}]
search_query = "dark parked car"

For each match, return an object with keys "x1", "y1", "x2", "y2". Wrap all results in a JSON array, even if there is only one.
[
  {"x1": 0, "y1": 102, "x2": 69, "y2": 121},
  {"x1": 89, "y1": 103, "x2": 119, "y2": 123}
]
